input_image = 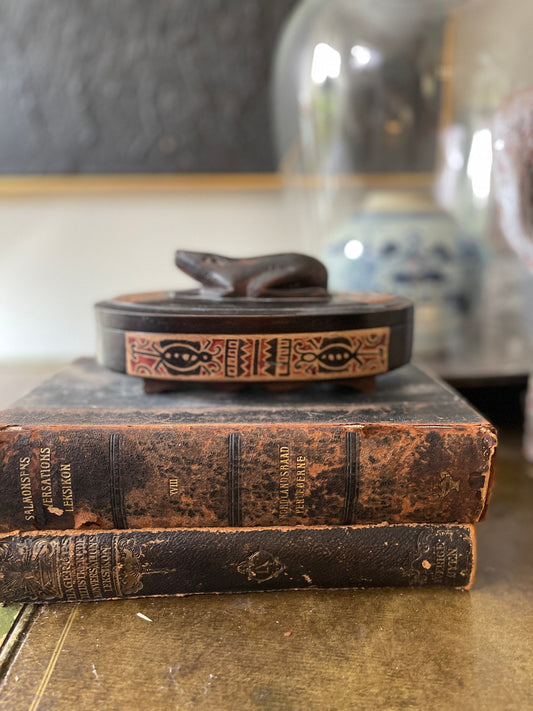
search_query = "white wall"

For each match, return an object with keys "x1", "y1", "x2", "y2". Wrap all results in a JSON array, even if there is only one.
[{"x1": 0, "y1": 188, "x2": 302, "y2": 362}]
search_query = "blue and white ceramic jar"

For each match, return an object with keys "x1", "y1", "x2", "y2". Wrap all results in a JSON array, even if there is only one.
[
  {"x1": 324, "y1": 190, "x2": 481, "y2": 356},
  {"x1": 272, "y1": 0, "x2": 532, "y2": 360}
]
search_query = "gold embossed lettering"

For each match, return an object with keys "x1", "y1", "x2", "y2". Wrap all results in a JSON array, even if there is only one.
[
  {"x1": 74, "y1": 537, "x2": 91, "y2": 600},
  {"x1": 60, "y1": 538, "x2": 78, "y2": 601},
  {"x1": 169, "y1": 479, "x2": 179, "y2": 497},
  {"x1": 39, "y1": 447, "x2": 54, "y2": 507},
  {"x1": 434, "y1": 542, "x2": 446, "y2": 584},
  {"x1": 87, "y1": 538, "x2": 104, "y2": 599},
  {"x1": 295, "y1": 455, "x2": 306, "y2": 515},
  {"x1": 446, "y1": 548, "x2": 458, "y2": 580},
  {"x1": 88, "y1": 566, "x2": 102, "y2": 598},
  {"x1": 60, "y1": 464, "x2": 74, "y2": 512},
  {"x1": 99, "y1": 543, "x2": 115, "y2": 594},
  {"x1": 18, "y1": 457, "x2": 35, "y2": 521},
  {"x1": 279, "y1": 446, "x2": 290, "y2": 518}
]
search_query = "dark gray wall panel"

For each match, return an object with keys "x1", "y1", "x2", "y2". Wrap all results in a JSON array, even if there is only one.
[{"x1": 0, "y1": 0, "x2": 298, "y2": 174}]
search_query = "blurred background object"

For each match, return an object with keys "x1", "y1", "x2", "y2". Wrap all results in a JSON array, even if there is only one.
[
  {"x1": 0, "y1": 0, "x2": 300, "y2": 364},
  {"x1": 0, "y1": 0, "x2": 532, "y2": 407},
  {"x1": 0, "y1": 0, "x2": 298, "y2": 174},
  {"x1": 272, "y1": 0, "x2": 533, "y2": 371}
]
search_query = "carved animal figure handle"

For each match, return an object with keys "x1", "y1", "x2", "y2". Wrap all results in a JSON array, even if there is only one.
[
  {"x1": 493, "y1": 87, "x2": 533, "y2": 270},
  {"x1": 175, "y1": 250, "x2": 328, "y2": 298}
]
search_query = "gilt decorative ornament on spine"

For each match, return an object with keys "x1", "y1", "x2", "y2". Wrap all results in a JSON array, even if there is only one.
[{"x1": 95, "y1": 251, "x2": 413, "y2": 385}]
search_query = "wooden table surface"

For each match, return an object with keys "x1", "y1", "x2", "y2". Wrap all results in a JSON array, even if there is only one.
[{"x1": 0, "y1": 371, "x2": 531, "y2": 710}]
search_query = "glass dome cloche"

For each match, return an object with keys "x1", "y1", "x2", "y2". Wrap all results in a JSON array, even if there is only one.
[{"x1": 273, "y1": 0, "x2": 533, "y2": 361}]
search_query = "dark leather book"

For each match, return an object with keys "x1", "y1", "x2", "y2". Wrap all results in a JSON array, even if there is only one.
[
  {"x1": 0, "y1": 523, "x2": 475, "y2": 603},
  {"x1": 0, "y1": 359, "x2": 496, "y2": 531}
]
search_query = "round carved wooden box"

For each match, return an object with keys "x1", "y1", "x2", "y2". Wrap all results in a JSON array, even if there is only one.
[{"x1": 95, "y1": 251, "x2": 413, "y2": 389}]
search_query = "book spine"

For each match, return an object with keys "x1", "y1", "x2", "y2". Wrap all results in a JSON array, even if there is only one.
[
  {"x1": 0, "y1": 524, "x2": 475, "y2": 603},
  {"x1": 0, "y1": 422, "x2": 496, "y2": 531}
]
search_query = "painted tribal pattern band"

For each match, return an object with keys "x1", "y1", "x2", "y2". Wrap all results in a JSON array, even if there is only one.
[{"x1": 125, "y1": 328, "x2": 390, "y2": 381}]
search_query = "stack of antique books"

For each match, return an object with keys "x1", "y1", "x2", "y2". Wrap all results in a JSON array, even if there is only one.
[{"x1": 0, "y1": 357, "x2": 496, "y2": 603}]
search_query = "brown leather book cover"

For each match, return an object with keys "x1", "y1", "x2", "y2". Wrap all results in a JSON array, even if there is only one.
[
  {"x1": 0, "y1": 359, "x2": 496, "y2": 531},
  {"x1": 0, "y1": 523, "x2": 475, "y2": 603}
]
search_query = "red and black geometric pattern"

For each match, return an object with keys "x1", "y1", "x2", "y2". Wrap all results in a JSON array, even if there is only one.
[{"x1": 125, "y1": 328, "x2": 390, "y2": 382}]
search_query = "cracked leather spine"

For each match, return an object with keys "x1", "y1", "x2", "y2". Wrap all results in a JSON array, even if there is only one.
[
  {"x1": 0, "y1": 421, "x2": 496, "y2": 532},
  {"x1": 0, "y1": 359, "x2": 497, "y2": 533},
  {"x1": 0, "y1": 523, "x2": 476, "y2": 603}
]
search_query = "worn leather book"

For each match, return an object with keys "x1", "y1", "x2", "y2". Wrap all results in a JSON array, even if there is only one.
[
  {"x1": 0, "y1": 523, "x2": 475, "y2": 603},
  {"x1": 0, "y1": 359, "x2": 496, "y2": 532}
]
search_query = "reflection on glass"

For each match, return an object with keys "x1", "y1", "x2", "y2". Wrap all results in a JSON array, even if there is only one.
[
  {"x1": 466, "y1": 128, "x2": 492, "y2": 202},
  {"x1": 273, "y1": 0, "x2": 533, "y2": 363},
  {"x1": 311, "y1": 43, "x2": 342, "y2": 84}
]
